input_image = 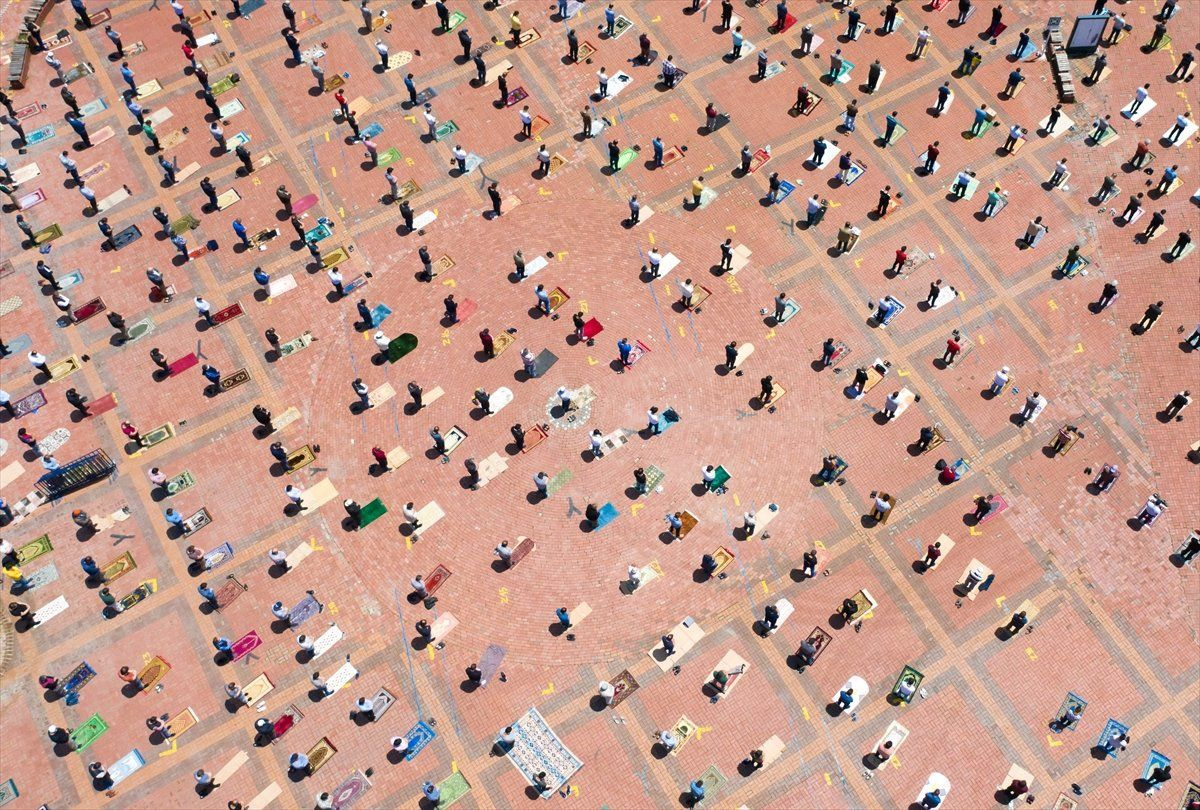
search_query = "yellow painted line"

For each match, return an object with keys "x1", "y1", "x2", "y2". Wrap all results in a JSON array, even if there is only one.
[
  {"x1": 1073, "y1": 342, "x2": 1084, "y2": 353},
  {"x1": 732, "y1": 493, "x2": 740, "y2": 506},
  {"x1": 1048, "y1": 299, "x2": 1058, "y2": 310},
  {"x1": 1047, "y1": 734, "x2": 1063, "y2": 747},
  {"x1": 579, "y1": 300, "x2": 589, "y2": 313},
  {"x1": 308, "y1": 536, "x2": 324, "y2": 550},
  {"x1": 539, "y1": 187, "x2": 552, "y2": 196},
  {"x1": 324, "y1": 131, "x2": 330, "y2": 142},
  {"x1": 427, "y1": 646, "x2": 435, "y2": 661},
  {"x1": 1025, "y1": 646, "x2": 1038, "y2": 661},
  {"x1": 678, "y1": 325, "x2": 685, "y2": 336},
  {"x1": 330, "y1": 166, "x2": 337, "y2": 178},
  {"x1": 726, "y1": 224, "x2": 736, "y2": 233},
  {"x1": 968, "y1": 526, "x2": 982, "y2": 536},
  {"x1": 824, "y1": 773, "x2": 831, "y2": 785},
  {"x1": 541, "y1": 682, "x2": 555, "y2": 695},
  {"x1": 557, "y1": 251, "x2": 568, "y2": 260},
  {"x1": 648, "y1": 231, "x2": 656, "y2": 245},
  {"x1": 451, "y1": 760, "x2": 458, "y2": 773},
  {"x1": 631, "y1": 503, "x2": 644, "y2": 517},
  {"x1": 760, "y1": 580, "x2": 769, "y2": 595},
  {"x1": 327, "y1": 602, "x2": 339, "y2": 615},
  {"x1": 337, "y1": 206, "x2": 345, "y2": 220},
  {"x1": 587, "y1": 356, "x2": 598, "y2": 365},
  {"x1": 802, "y1": 706, "x2": 811, "y2": 722},
  {"x1": 897, "y1": 368, "x2": 910, "y2": 377}
]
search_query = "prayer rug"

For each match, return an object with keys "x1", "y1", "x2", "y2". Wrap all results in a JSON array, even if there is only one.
[
  {"x1": 243, "y1": 673, "x2": 274, "y2": 703},
  {"x1": 166, "y1": 706, "x2": 199, "y2": 738},
  {"x1": 101, "y1": 551, "x2": 136, "y2": 583},
  {"x1": 72, "y1": 298, "x2": 106, "y2": 322},
  {"x1": 13, "y1": 390, "x2": 46, "y2": 418},
  {"x1": 359, "y1": 498, "x2": 387, "y2": 527},
  {"x1": 506, "y1": 707, "x2": 583, "y2": 793},
  {"x1": 25, "y1": 563, "x2": 59, "y2": 591},
  {"x1": 33, "y1": 595, "x2": 69, "y2": 624},
  {"x1": 142, "y1": 423, "x2": 175, "y2": 448},
  {"x1": 108, "y1": 749, "x2": 145, "y2": 786},
  {"x1": 608, "y1": 669, "x2": 639, "y2": 707},
  {"x1": 425, "y1": 564, "x2": 452, "y2": 597},
  {"x1": 232, "y1": 630, "x2": 263, "y2": 661},
  {"x1": 370, "y1": 687, "x2": 396, "y2": 719},
  {"x1": 891, "y1": 665, "x2": 923, "y2": 703},
  {"x1": 403, "y1": 720, "x2": 437, "y2": 761},
  {"x1": 280, "y1": 333, "x2": 315, "y2": 358},
  {"x1": 213, "y1": 302, "x2": 244, "y2": 325},
  {"x1": 113, "y1": 224, "x2": 140, "y2": 249},
  {"x1": 116, "y1": 582, "x2": 154, "y2": 612},
  {"x1": 64, "y1": 661, "x2": 96, "y2": 694},
  {"x1": 219, "y1": 368, "x2": 251, "y2": 392},
  {"x1": 521, "y1": 425, "x2": 549, "y2": 453},
  {"x1": 437, "y1": 772, "x2": 471, "y2": 807},
  {"x1": 286, "y1": 445, "x2": 316, "y2": 472},
  {"x1": 17, "y1": 534, "x2": 52, "y2": 565},
  {"x1": 203, "y1": 542, "x2": 234, "y2": 571},
  {"x1": 287, "y1": 594, "x2": 322, "y2": 627},
  {"x1": 33, "y1": 224, "x2": 63, "y2": 244},
  {"x1": 532, "y1": 349, "x2": 559, "y2": 377},
  {"x1": 165, "y1": 470, "x2": 195, "y2": 495},
  {"x1": 328, "y1": 769, "x2": 370, "y2": 809},
  {"x1": 215, "y1": 575, "x2": 247, "y2": 610},
  {"x1": 270, "y1": 703, "x2": 304, "y2": 741},
  {"x1": 804, "y1": 627, "x2": 832, "y2": 663},
  {"x1": 137, "y1": 655, "x2": 171, "y2": 691},
  {"x1": 307, "y1": 737, "x2": 337, "y2": 774},
  {"x1": 479, "y1": 643, "x2": 506, "y2": 684}
]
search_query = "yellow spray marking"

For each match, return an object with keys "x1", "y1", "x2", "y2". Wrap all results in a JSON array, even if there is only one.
[
  {"x1": 995, "y1": 595, "x2": 1006, "y2": 609},
  {"x1": 557, "y1": 251, "x2": 569, "y2": 260},
  {"x1": 854, "y1": 258, "x2": 862, "y2": 267},
  {"x1": 1047, "y1": 734, "x2": 1063, "y2": 747},
  {"x1": 669, "y1": 112, "x2": 679, "y2": 122},
  {"x1": 891, "y1": 754, "x2": 901, "y2": 769},
  {"x1": 726, "y1": 224, "x2": 737, "y2": 233},
  {"x1": 732, "y1": 493, "x2": 741, "y2": 506},
  {"x1": 977, "y1": 334, "x2": 986, "y2": 344},
  {"x1": 760, "y1": 580, "x2": 769, "y2": 595},
  {"x1": 765, "y1": 328, "x2": 776, "y2": 340},
  {"x1": 694, "y1": 725, "x2": 712, "y2": 739},
  {"x1": 1073, "y1": 342, "x2": 1084, "y2": 353},
  {"x1": 428, "y1": 646, "x2": 436, "y2": 661},
  {"x1": 802, "y1": 706, "x2": 811, "y2": 722},
  {"x1": 158, "y1": 739, "x2": 179, "y2": 757},
  {"x1": 324, "y1": 131, "x2": 330, "y2": 142},
  {"x1": 111, "y1": 265, "x2": 121, "y2": 273},
  {"x1": 587, "y1": 356, "x2": 598, "y2": 365},
  {"x1": 327, "y1": 602, "x2": 339, "y2": 615},
  {"x1": 451, "y1": 760, "x2": 458, "y2": 773},
  {"x1": 330, "y1": 166, "x2": 337, "y2": 178},
  {"x1": 648, "y1": 231, "x2": 656, "y2": 245},
  {"x1": 814, "y1": 540, "x2": 825, "y2": 549},
  {"x1": 677, "y1": 325, "x2": 686, "y2": 337},
  {"x1": 406, "y1": 535, "x2": 414, "y2": 550},
  {"x1": 579, "y1": 300, "x2": 589, "y2": 313},
  {"x1": 308, "y1": 536, "x2": 324, "y2": 551},
  {"x1": 406, "y1": 156, "x2": 414, "y2": 166},
  {"x1": 724, "y1": 276, "x2": 742, "y2": 294},
  {"x1": 499, "y1": 587, "x2": 509, "y2": 604},
  {"x1": 538, "y1": 187, "x2": 552, "y2": 196},
  {"x1": 968, "y1": 526, "x2": 982, "y2": 536},
  {"x1": 824, "y1": 773, "x2": 832, "y2": 785},
  {"x1": 705, "y1": 164, "x2": 714, "y2": 171},
  {"x1": 337, "y1": 207, "x2": 345, "y2": 220},
  {"x1": 252, "y1": 176, "x2": 262, "y2": 186},
  {"x1": 142, "y1": 652, "x2": 153, "y2": 664},
  {"x1": 541, "y1": 682, "x2": 555, "y2": 695},
  {"x1": 1048, "y1": 299, "x2": 1058, "y2": 310},
  {"x1": 442, "y1": 278, "x2": 457, "y2": 287},
  {"x1": 631, "y1": 503, "x2": 644, "y2": 517},
  {"x1": 404, "y1": 115, "x2": 416, "y2": 123},
  {"x1": 897, "y1": 368, "x2": 910, "y2": 377},
  {"x1": 1025, "y1": 647, "x2": 1038, "y2": 661}
]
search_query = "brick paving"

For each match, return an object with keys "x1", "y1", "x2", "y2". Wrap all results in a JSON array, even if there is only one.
[{"x1": 0, "y1": 1, "x2": 1197, "y2": 809}]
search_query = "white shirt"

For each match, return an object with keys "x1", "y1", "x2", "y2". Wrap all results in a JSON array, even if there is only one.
[
  {"x1": 403, "y1": 505, "x2": 419, "y2": 521},
  {"x1": 392, "y1": 736, "x2": 409, "y2": 752},
  {"x1": 45, "y1": 53, "x2": 61, "y2": 69},
  {"x1": 702, "y1": 467, "x2": 715, "y2": 483},
  {"x1": 885, "y1": 393, "x2": 901, "y2": 411},
  {"x1": 993, "y1": 370, "x2": 1009, "y2": 386},
  {"x1": 424, "y1": 110, "x2": 438, "y2": 128},
  {"x1": 598, "y1": 70, "x2": 608, "y2": 83},
  {"x1": 452, "y1": 146, "x2": 467, "y2": 161},
  {"x1": 679, "y1": 280, "x2": 694, "y2": 297},
  {"x1": 285, "y1": 485, "x2": 303, "y2": 501},
  {"x1": 590, "y1": 433, "x2": 602, "y2": 449},
  {"x1": 374, "y1": 332, "x2": 390, "y2": 350},
  {"x1": 519, "y1": 109, "x2": 532, "y2": 125},
  {"x1": 210, "y1": 123, "x2": 223, "y2": 139},
  {"x1": 1176, "y1": 114, "x2": 1189, "y2": 127},
  {"x1": 917, "y1": 29, "x2": 930, "y2": 43},
  {"x1": 268, "y1": 549, "x2": 287, "y2": 564},
  {"x1": 411, "y1": 577, "x2": 426, "y2": 593},
  {"x1": 272, "y1": 602, "x2": 289, "y2": 619},
  {"x1": 60, "y1": 153, "x2": 77, "y2": 169},
  {"x1": 874, "y1": 496, "x2": 892, "y2": 513},
  {"x1": 1135, "y1": 86, "x2": 1149, "y2": 102},
  {"x1": 194, "y1": 297, "x2": 210, "y2": 313},
  {"x1": 647, "y1": 250, "x2": 661, "y2": 266},
  {"x1": 328, "y1": 269, "x2": 342, "y2": 285},
  {"x1": 1054, "y1": 160, "x2": 1068, "y2": 174},
  {"x1": 376, "y1": 41, "x2": 388, "y2": 56},
  {"x1": 107, "y1": 28, "x2": 121, "y2": 42}
]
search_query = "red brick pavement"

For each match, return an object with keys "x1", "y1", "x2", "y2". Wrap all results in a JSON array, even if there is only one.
[{"x1": 1, "y1": 1, "x2": 1197, "y2": 809}]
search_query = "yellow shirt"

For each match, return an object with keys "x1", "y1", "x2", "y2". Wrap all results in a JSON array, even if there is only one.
[
  {"x1": 3, "y1": 566, "x2": 22, "y2": 581},
  {"x1": 511, "y1": 13, "x2": 521, "y2": 32},
  {"x1": 692, "y1": 179, "x2": 704, "y2": 196}
]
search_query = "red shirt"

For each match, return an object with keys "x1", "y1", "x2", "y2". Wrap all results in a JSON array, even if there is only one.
[
  {"x1": 335, "y1": 89, "x2": 346, "y2": 106},
  {"x1": 927, "y1": 145, "x2": 939, "y2": 160},
  {"x1": 895, "y1": 249, "x2": 907, "y2": 263},
  {"x1": 182, "y1": 43, "x2": 194, "y2": 60},
  {"x1": 946, "y1": 338, "x2": 961, "y2": 353}
]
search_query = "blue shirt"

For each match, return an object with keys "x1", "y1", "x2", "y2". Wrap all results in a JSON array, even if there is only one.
[
  {"x1": 233, "y1": 221, "x2": 247, "y2": 237},
  {"x1": 120, "y1": 66, "x2": 134, "y2": 83},
  {"x1": 605, "y1": 8, "x2": 615, "y2": 23},
  {"x1": 652, "y1": 138, "x2": 663, "y2": 156}
]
